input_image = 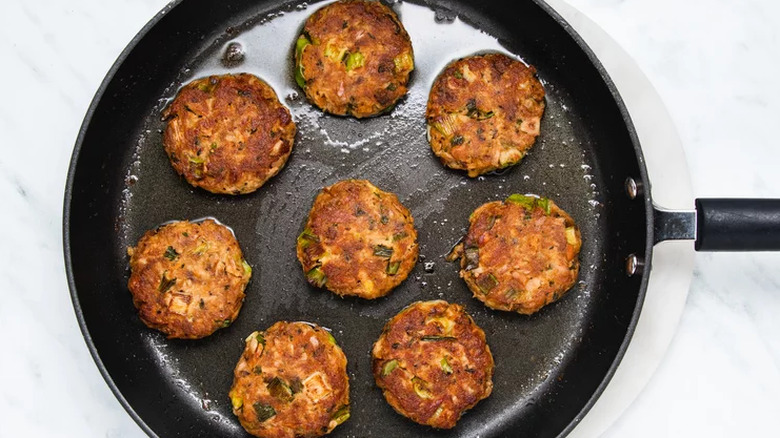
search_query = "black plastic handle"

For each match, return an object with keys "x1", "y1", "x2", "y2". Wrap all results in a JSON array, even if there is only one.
[{"x1": 695, "y1": 198, "x2": 780, "y2": 251}]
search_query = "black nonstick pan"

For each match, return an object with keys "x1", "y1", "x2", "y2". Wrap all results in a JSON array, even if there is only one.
[{"x1": 63, "y1": 0, "x2": 780, "y2": 437}]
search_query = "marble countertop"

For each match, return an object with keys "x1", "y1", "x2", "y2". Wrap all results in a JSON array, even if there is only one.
[{"x1": 2, "y1": 0, "x2": 779, "y2": 436}]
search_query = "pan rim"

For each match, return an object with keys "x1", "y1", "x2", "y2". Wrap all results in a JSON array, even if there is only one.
[
  {"x1": 62, "y1": 2, "x2": 183, "y2": 437},
  {"x1": 61, "y1": 1, "x2": 655, "y2": 437},
  {"x1": 528, "y1": 0, "x2": 655, "y2": 435}
]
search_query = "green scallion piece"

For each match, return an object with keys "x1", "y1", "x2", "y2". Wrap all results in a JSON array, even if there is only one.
[
  {"x1": 196, "y1": 80, "x2": 217, "y2": 93},
  {"x1": 394, "y1": 52, "x2": 414, "y2": 73},
  {"x1": 440, "y1": 357, "x2": 453, "y2": 374},
  {"x1": 465, "y1": 99, "x2": 494, "y2": 120},
  {"x1": 431, "y1": 113, "x2": 457, "y2": 136},
  {"x1": 297, "y1": 228, "x2": 320, "y2": 248},
  {"x1": 377, "y1": 103, "x2": 396, "y2": 115},
  {"x1": 324, "y1": 44, "x2": 345, "y2": 61},
  {"x1": 192, "y1": 240, "x2": 209, "y2": 255},
  {"x1": 386, "y1": 261, "x2": 401, "y2": 275},
  {"x1": 344, "y1": 51, "x2": 365, "y2": 70},
  {"x1": 374, "y1": 244, "x2": 394, "y2": 258},
  {"x1": 476, "y1": 273, "x2": 499, "y2": 294},
  {"x1": 295, "y1": 63, "x2": 306, "y2": 89},
  {"x1": 253, "y1": 403, "x2": 276, "y2": 422},
  {"x1": 537, "y1": 197, "x2": 551, "y2": 215},
  {"x1": 411, "y1": 377, "x2": 432, "y2": 399},
  {"x1": 242, "y1": 260, "x2": 252, "y2": 276},
  {"x1": 421, "y1": 335, "x2": 457, "y2": 341},
  {"x1": 163, "y1": 246, "x2": 179, "y2": 261},
  {"x1": 392, "y1": 231, "x2": 408, "y2": 241},
  {"x1": 267, "y1": 377, "x2": 294, "y2": 402},
  {"x1": 487, "y1": 215, "x2": 498, "y2": 230},
  {"x1": 382, "y1": 359, "x2": 399, "y2": 376},
  {"x1": 306, "y1": 267, "x2": 327, "y2": 288},
  {"x1": 463, "y1": 247, "x2": 479, "y2": 271},
  {"x1": 158, "y1": 273, "x2": 176, "y2": 293},
  {"x1": 506, "y1": 194, "x2": 536, "y2": 209},
  {"x1": 295, "y1": 34, "x2": 311, "y2": 60},
  {"x1": 331, "y1": 405, "x2": 350, "y2": 426}
]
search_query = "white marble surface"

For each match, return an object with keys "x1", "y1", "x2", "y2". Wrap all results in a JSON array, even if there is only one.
[{"x1": 1, "y1": 0, "x2": 779, "y2": 437}]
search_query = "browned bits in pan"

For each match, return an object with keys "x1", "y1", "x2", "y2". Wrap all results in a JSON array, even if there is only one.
[
  {"x1": 126, "y1": 219, "x2": 251, "y2": 339},
  {"x1": 294, "y1": 0, "x2": 414, "y2": 118},
  {"x1": 296, "y1": 179, "x2": 418, "y2": 299},
  {"x1": 162, "y1": 73, "x2": 296, "y2": 194},
  {"x1": 229, "y1": 322, "x2": 350, "y2": 438},
  {"x1": 372, "y1": 300, "x2": 494, "y2": 429},
  {"x1": 426, "y1": 53, "x2": 545, "y2": 177},
  {"x1": 452, "y1": 194, "x2": 582, "y2": 314}
]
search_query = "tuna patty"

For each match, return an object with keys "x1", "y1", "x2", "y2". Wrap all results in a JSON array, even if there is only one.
[
  {"x1": 229, "y1": 322, "x2": 350, "y2": 438},
  {"x1": 426, "y1": 53, "x2": 545, "y2": 177},
  {"x1": 296, "y1": 179, "x2": 418, "y2": 299},
  {"x1": 127, "y1": 219, "x2": 251, "y2": 339},
  {"x1": 295, "y1": 0, "x2": 414, "y2": 118},
  {"x1": 163, "y1": 73, "x2": 296, "y2": 194},
  {"x1": 372, "y1": 300, "x2": 494, "y2": 429},
  {"x1": 452, "y1": 194, "x2": 582, "y2": 314}
]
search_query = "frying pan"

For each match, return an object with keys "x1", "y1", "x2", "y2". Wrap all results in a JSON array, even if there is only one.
[{"x1": 62, "y1": 0, "x2": 780, "y2": 437}]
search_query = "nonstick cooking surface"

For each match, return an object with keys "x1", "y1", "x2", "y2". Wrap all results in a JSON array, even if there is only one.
[{"x1": 66, "y1": 0, "x2": 650, "y2": 436}]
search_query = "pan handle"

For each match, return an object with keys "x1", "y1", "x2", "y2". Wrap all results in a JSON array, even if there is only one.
[{"x1": 654, "y1": 199, "x2": 780, "y2": 251}]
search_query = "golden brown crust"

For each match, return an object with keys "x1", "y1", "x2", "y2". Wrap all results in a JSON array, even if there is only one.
[
  {"x1": 426, "y1": 53, "x2": 545, "y2": 177},
  {"x1": 126, "y1": 220, "x2": 251, "y2": 339},
  {"x1": 295, "y1": 0, "x2": 414, "y2": 118},
  {"x1": 296, "y1": 179, "x2": 418, "y2": 299},
  {"x1": 458, "y1": 195, "x2": 582, "y2": 314},
  {"x1": 371, "y1": 300, "x2": 494, "y2": 429},
  {"x1": 229, "y1": 322, "x2": 350, "y2": 438},
  {"x1": 162, "y1": 73, "x2": 296, "y2": 194}
]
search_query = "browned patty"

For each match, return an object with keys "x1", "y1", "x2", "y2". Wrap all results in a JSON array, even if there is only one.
[
  {"x1": 162, "y1": 73, "x2": 296, "y2": 194},
  {"x1": 126, "y1": 219, "x2": 251, "y2": 339},
  {"x1": 426, "y1": 53, "x2": 545, "y2": 177},
  {"x1": 372, "y1": 300, "x2": 494, "y2": 429},
  {"x1": 296, "y1": 179, "x2": 418, "y2": 299},
  {"x1": 295, "y1": 0, "x2": 414, "y2": 118},
  {"x1": 452, "y1": 194, "x2": 582, "y2": 314},
  {"x1": 229, "y1": 322, "x2": 350, "y2": 438}
]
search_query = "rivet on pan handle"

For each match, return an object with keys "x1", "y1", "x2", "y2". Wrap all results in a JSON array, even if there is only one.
[
  {"x1": 653, "y1": 199, "x2": 780, "y2": 251},
  {"x1": 625, "y1": 254, "x2": 643, "y2": 277}
]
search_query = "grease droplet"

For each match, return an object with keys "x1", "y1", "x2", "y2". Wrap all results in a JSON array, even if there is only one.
[{"x1": 222, "y1": 42, "x2": 245, "y2": 67}]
